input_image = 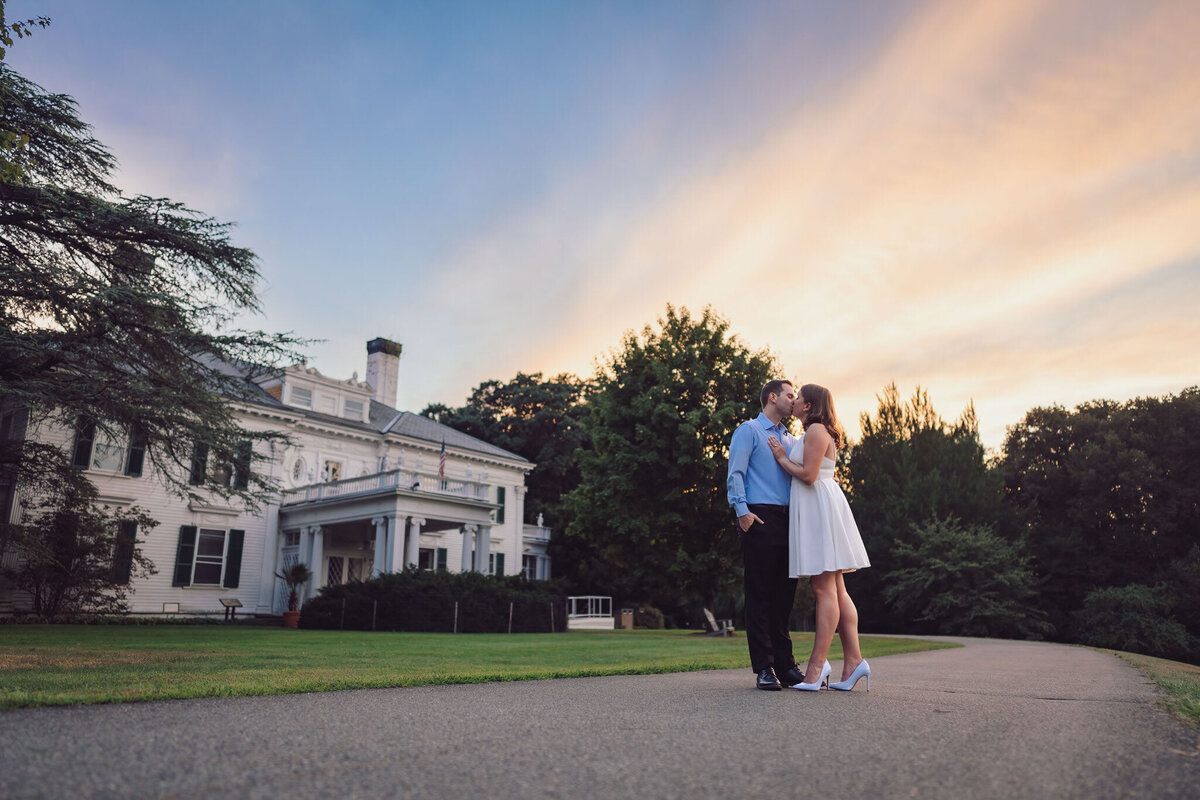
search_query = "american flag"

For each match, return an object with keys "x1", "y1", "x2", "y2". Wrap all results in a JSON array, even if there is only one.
[{"x1": 438, "y1": 439, "x2": 446, "y2": 477}]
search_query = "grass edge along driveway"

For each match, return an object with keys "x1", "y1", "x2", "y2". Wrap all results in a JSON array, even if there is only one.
[
  {"x1": 1106, "y1": 648, "x2": 1200, "y2": 731},
  {"x1": 0, "y1": 626, "x2": 956, "y2": 709}
]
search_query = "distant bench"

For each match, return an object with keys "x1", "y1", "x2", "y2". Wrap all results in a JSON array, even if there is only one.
[{"x1": 702, "y1": 608, "x2": 735, "y2": 637}]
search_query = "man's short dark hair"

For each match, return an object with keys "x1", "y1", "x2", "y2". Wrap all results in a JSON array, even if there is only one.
[{"x1": 760, "y1": 379, "x2": 794, "y2": 409}]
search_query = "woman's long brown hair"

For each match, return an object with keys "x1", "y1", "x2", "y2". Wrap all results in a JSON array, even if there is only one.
[{"x1": 800, "y1": 383, "x2": 845, "y2": 450}]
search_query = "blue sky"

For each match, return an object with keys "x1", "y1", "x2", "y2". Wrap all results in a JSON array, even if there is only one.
[{"x1": 10, "y1": 0, "x2": 1200, "y2": 448}]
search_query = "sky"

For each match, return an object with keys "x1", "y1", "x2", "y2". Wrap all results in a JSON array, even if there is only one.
[{"x1": 9, "y1": 0, "x2": 1200, "y2": 449}]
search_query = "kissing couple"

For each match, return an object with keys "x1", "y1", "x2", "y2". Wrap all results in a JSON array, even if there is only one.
[{"x1": 726, "y1": 380, "x2": 872, "y2": 691}]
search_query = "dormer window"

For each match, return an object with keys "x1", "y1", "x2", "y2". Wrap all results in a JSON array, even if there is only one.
[
  {"x1": 290, "y1": 386, "x2": 312, "y2": 408},
  {"x1": 343, "y1": 399, "x2": 364, "y2": 420}
]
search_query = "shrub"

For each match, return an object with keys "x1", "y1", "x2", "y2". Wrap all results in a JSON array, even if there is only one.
[
  {"x1": 1072, "y1": 584, "x2": 1192, "y2": 660},
  {"x1": 882, "y1": 516, "x2": 1052, "y2": 639},
  {"x1": 633, "y1": 605, "x2": 665, "y2": 629},
  {"x1": 300, "y1": 569, "x2": 568, "y2": 633}
]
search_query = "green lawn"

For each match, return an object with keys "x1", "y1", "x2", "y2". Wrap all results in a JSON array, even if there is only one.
[
  {"x1": 1106, "y1": 649, "x2": 1200, "y2": 731},
  {"x1": 0, "y1": 626, "x2": 956, "y2": 709}
]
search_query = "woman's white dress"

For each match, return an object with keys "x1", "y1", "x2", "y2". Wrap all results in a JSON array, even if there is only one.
[{"x1": 787, "y1": 437, "x2": 871, "y2": 577}]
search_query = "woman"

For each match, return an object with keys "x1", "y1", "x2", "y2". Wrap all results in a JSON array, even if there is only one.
[{"x1": 767, "y1": 383, "x2": 871, "y2": 692}]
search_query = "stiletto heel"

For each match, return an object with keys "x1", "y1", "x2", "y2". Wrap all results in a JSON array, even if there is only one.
[
  {"x1": 829, "y1": 659, "x2": 870, "y2": 691},
  {"x1": 792, "y1": 660, "x2": 831, "y2": 691}
]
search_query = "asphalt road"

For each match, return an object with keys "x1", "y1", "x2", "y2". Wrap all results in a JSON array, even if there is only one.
[{"x1": 1, "y1": 637, "x2": 1197, "y2": 799}]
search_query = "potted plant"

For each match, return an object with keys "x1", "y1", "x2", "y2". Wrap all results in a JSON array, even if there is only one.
[{"x1": 275, "y1": 563, "x2": 313, "y2": 628}]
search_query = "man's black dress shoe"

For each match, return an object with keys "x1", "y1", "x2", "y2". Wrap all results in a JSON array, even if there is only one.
[
  {"x1": 756, "y1": 667, "x2": 782, "y2": 691},
  {"x1": 780, "y1": 665, "x2": 806, "y2": 687}
]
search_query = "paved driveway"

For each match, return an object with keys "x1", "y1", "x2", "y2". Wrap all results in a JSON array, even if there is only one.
[{"x1": 1, "y1": 637, "x2": 1197, "y2": 798}]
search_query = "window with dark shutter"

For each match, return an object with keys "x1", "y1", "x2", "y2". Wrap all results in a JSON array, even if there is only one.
[
  {"x1": 223, "y1": 530, "x2": 244, "y2": 588},
  {"x1": 495, "y1": 486, "x2": 506, "y2": 524},
  {"x1": 495, "y1": 552, "x2": 505, "y2": 576},
  {"x1": 233, "y1": 440, "x2": 251, "y2": 489},
  {"x1": 436, "y1": 547, "x2": 448, "y2": 572},
  {"x1": 124, "y1": 425, "x2": 147, "y2": 477},
  {"x1": 72, "y1": 420, "x2": 95, "y2": 469},
  {"x1": 189, "y1": 443, "x2": 209, "y2": 485},
  {"x1": 172, "y1": 526, "x2": 197, "y2": 586},
  {"x1": 112, "y1": 521, "x2": 137, "y2": 584}
]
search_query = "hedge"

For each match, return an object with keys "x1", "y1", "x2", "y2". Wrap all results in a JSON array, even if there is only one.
[{"x1": 299, "y1": 569, "x2": 568, "y2": 633}]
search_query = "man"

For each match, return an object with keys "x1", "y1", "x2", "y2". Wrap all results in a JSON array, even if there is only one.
[{"x1": 727, "y1": 379, "x2": 802, "y2": 690}]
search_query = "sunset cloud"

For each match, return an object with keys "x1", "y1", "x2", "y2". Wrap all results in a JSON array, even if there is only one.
[
  {"x1": 15, "y1": 0, "x2": 1198, "y2": 448},
  {"x1": 430, "y1": 0, "x2": 1200, "y2": 446}
]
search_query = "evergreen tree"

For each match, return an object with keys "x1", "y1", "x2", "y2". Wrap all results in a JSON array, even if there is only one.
[
  {"x1": 0, "y1": 24, "x2": 305, "y2": 509},
  {"x1": 842, "y1": 384, "x2": 1008, "y2": 632}
]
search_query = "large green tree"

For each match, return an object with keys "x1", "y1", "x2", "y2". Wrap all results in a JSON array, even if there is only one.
[
  {"x1": 421, "y1": 372, "x2": 592, "y2": 531},
  {"x1": 0, "y1": 25, "x2": 304, "y2": 509},
  {"x1": 562, "y1": 305, "x2": 779, "y2": 616},
  {"x1": 1000, "y1": 388, "x2": 1200, "y2": 642},
  {"x1": 841, "y1": 385, "x2": 1013, "y2": 632}
]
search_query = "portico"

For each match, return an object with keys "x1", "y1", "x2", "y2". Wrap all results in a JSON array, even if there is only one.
[{"x1": 274, "y1": 467, "x2": 501, "y2": 610}]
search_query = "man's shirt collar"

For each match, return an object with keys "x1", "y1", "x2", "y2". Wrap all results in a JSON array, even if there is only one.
[{"x1": 755, "y1": 412, "x2": 786, "y2": 433}]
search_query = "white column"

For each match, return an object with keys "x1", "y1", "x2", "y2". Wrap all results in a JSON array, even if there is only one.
[
  {"x1": 461, "y1": 524, "x2": 476, "y2": 572},
  {"x1": 309, "y1": 526, "x2": 324, "y2": 594},
  {"x1": 474, "y1": 524, "x2": 491, "y2": 574},
  {"x1": 300, "y1": 527, "x2": 314, "y2": 572},
  {"x1": 274, "y1": 530, "x2": 286, "y2": 578},
  {"x1": 389, "y1": 515, "x2": 407, "y2": 572},
  {"x1": 269, "y1": 530, "x2": 287, "y2": 612},
  {"x1": 513, "y1": 486, "x2": 525, "y2": 581},
  {"x1": 406, "y1": 517, "x2": 425, "y2": 569},
  {"x1": 371, "y1": 516, "x2": 388, "y2": 577}
]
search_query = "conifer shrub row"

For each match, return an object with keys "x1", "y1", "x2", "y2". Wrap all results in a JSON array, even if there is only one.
[{"x1": 299, "y1": 569, "x2": 569, "y2": 633}]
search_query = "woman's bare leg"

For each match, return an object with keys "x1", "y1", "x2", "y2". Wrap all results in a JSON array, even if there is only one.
[
  {"x1": 835, "y1": 571, "x2": 863, "y2": 679},
  {"x1": 806, "y1": 571, "x2": 839, "y2": 683}
]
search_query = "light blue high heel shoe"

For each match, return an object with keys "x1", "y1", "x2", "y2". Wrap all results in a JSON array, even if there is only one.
[
  {"x1": 829, "y1": 659, "x2": 870, "y2": 691},
  {"x1": 792, "y1": 660, "x2": 831, "y2": 691}
]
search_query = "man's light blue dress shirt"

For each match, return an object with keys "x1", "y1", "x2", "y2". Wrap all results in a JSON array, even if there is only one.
[{"x1": 727, "y1": 413, "x2": 796, "y2": 518}]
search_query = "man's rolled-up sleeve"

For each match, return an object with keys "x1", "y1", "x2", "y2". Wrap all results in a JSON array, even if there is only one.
[{"x1": 726, "y1": 424, "x2": 753, "y2": 518}]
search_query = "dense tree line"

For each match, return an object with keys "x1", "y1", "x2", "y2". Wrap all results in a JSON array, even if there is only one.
[
  {"x1": 999, "y1": 390, "x2": 1200, "y2": 660},
  {"x1": 432, "y1": 314, "x2": 1197, "y2": 661}
]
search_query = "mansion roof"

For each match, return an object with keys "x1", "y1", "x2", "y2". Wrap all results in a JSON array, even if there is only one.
[{"x1": 213, "y1": 356, "x2": 528, "y2": 464}]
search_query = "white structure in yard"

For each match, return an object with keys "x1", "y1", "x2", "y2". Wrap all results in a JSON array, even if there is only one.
[{"x1": 0, "y1": 338, "x2": 552, "y2": 616}]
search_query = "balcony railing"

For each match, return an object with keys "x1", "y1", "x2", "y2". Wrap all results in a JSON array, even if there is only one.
[
  {"x1": 522, "y1": 524, "x2": 551, "y2": 542},
  {"x1": 280, "y1": 468, "x2": 491, "y2": 506}
]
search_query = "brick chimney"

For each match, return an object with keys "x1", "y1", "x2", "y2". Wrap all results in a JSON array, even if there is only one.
[{"x1": 365, "y1": 338, "x2": 402, "y2": 408}]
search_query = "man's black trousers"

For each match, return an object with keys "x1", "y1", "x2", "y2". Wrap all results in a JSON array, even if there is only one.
[{"x1": 741, "y1": 503, "x2": 798, "y2": 674}]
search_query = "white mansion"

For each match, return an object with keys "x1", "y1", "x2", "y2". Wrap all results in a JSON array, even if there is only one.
[{"x1": 0, "y1": 338, "x2": 551, "y2": 616}]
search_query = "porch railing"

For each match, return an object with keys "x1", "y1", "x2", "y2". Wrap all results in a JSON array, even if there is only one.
[
  {"x1": 280, "y1": 468, "x2": 491, "y2": 506},
  {"x1": 568, "y1": 595, "x2": 612, "y2": 619},
  {"x1": 522, "y1": 524, "x2": 551, "y2": 542}
]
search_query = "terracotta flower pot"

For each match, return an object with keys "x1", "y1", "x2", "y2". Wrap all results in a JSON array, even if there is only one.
[{"x1": 282, "y1": 610, "x2": 301, "y2": 628}]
